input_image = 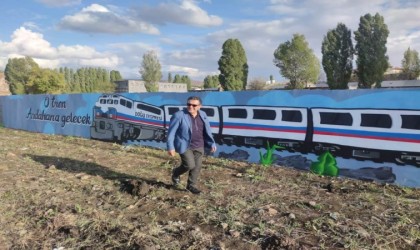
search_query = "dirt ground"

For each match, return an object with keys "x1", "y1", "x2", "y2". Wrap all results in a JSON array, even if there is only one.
[{"x1": 0, "y1": 126, "x2": 419, "y2": 250}]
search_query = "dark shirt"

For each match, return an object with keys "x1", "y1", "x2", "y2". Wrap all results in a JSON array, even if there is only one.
[{"x1": 189, "y1": 114, "x2": 204, "y2": 149}]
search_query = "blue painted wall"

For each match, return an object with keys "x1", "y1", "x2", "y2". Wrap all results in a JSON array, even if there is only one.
[{"x1": 1, "y1": 89, "x2": 419, "y2": 188}]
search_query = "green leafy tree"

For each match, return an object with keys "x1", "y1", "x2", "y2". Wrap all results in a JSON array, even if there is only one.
[
  {"x1": 27, "y1": 68, "x2": 66, "y2": 94},
  {"x1": 173, "y1": 74, "x2": 182, "y2": 83},
  {"x1": 72, "y1": 72, "x2": 81, "y2": 92},
  {"x1": 140, "y1": 50, "x2": 162, "y2": 92},
  {"x1": 110, "y1": 70, "x2": 123, "y2": 82},
  {"x1": 402, "y1": 47, "x2": 420, "y2": 80},
  {"x1": 173, "y1": 74, "x2": 191, "y2": 90},
  {"x1": 273, "y1": 34, "x2": 320, "y2": 89},
  {"x1": 181, "y1": 75, "x2": 192, "y2": 90},
  {"x1": 212, "y1": 75, "x2": 220, "y2": 88},
  {"x1": 77, "y1": 68, "x2": 86, "y2": 92},
  {"x1": 322, "y1": 23, "x2": 354, "y2": 89},
  {"x1": 61, "y1": 67, "x2": 116, "y2": 93},
  {"x1": 218, "y1": 38, "x2": 248, "y2": 90},
  {"x1": 5, "y1": 56, "x2": 40, "y2": 94},
  {"x1": 168, "y1": 72, "x2": 173, "y2": 83},
  {"x1": 203, "y1": 75, "x2": 220, "y2": 88},
  {"x1": 354, "y1": 13, "x2": 389, "y2": 88}
]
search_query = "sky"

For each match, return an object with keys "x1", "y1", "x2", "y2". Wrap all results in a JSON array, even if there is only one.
[{"x1": 0, "y1": 0, "x2": 419, "y2": 83}]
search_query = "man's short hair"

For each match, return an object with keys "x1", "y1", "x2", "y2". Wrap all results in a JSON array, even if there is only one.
[{"x1": 187, "y1": 96, "x2": 202, "y2": 104}]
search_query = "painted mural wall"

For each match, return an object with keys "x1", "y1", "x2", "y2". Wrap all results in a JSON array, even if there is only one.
[{"x1": 1, "y1": 89, "x2": 420, "y2": 188}]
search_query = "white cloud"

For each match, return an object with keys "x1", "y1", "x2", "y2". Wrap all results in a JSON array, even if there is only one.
[
  {"x1": 81, "y1": 4, "x2": 109, "y2": 13},
  {"x1": 108, "y1": 43, "x2": 164, "y2": 79},
  {"x1": 58, "y1": 4, "x2": 160, "y2": 35},
  {"x1": 136, "y1": 0, "x2": 223, "y2": 27},
  {"x1": 164, "y1": 47, "x2": 220, "y2": 80},
  {"x1": 3, "y1": 0, "x2": 420, "y2": 83},
  {"x1": 22, "y1": 22, "x2": 42, "y2": 32},
  {"x1": 167, "y1": 65, "x2": 199, "y2": 76},
  {"x1": 223, "y1": 0, "x2": 420, "y2": 79},
  {"x1": 36, "y1": 0, "x2": 82, "y2": 7},
  {"x1": 0, "y1": 27, "x2": 120, "y2": 70},
  {"x1": 0, "y1": 27, "x2": 56, "y2": 59}
]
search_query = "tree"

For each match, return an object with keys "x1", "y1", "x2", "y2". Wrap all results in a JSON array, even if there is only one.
[
  {"x1": 110, "y1": 70, "x2": 123, "y2": 82},
  {"x1": 354, "y1": 13, "x2": 389, "y2": 88},
  {"x1": 60, "y1": 67, "x2": 116, "y2": 93},
  {"x1": 273, "y1": 34, "x2": 320, "y2": 89},
  {"x1": 321, "y1": 23, "x2": 354, "y2": 89},
  {"x1": 168, "y1": 72, "x2": 173, "y2": 83},
  {"x1": 203, "y1": 75, "x2": 220, "y2": 88},
  {"x1": 172, "y1": 74, "x2": 191, "y2": 90},
  {"x1": 27, "y1": 68, "x2": 66, "y2": 94},
  {"x1": 173, "y1": 74, "x2": 182, "y2": 83},
  {"x1": 5, "y1": 56, "x2": 40, "y2": 94},
  {"x1": 402, "y1": 47, "x2": 420, "y2": 80},
  {"x1": 218, "y1": 38, "x2": 248, "y2": 90},
  {"x1": 139, "y1": 50, "x2": 162, "y2": 92},
  {"x1": 181, "y1": 75, "x2": 192, "y2": 90},
  {"x1": 247, "y1": 78, "x2": 266, "y2": 90}
]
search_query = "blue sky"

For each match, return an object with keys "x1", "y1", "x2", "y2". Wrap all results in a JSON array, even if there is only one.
[{"x1": 0, "y1": 0, "x2": 419, "y2": 82}]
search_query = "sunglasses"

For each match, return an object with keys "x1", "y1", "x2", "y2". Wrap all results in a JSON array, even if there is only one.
[{"x1": 187, "y1": 103, "x2": 199, "y2": 107}]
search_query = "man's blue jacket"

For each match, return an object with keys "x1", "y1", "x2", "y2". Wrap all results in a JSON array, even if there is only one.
[{"x1": 166, "y1": 109, "x2": 216, "y2": 154}]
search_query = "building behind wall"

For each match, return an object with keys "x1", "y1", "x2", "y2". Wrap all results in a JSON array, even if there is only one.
[{"x1": 114, "y1": 80, "x2": 188, "y2": 93}]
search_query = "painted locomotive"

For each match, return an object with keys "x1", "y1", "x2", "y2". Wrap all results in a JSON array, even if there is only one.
[{"x1": 90, "y1": 94, "x2": 420, "y2": 166}]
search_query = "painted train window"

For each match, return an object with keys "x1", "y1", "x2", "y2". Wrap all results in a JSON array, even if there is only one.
[
  {"x1": 168, "y1": 107, "x2": 180, "y2": 115},
  {"x1": 253, "y1": 109, "x2": 276, "y2": 120},
  {"x1": 228, "y1": 108, "x2": 247, "y2": 119},
  {"x1": 320, "y1": 112, "x2": 352, "y2": 126},
  {"x1": 282, "y1": 110, "x2": 302, "y2": 122},
  {"x1": 201, "y1": 108, "x2": 215, "y2": 117},
  {"x1": 401, "y1": 115, "x2": 420, "y2": 130},
  {"x1": 361, "y1": 114, "x2": 392, "y2": 128},
  {"x1": 120, "y1": 99, "x2": 132, "y2": 109},
  {"x1": 137, "y1": 103, "x2": 162, "y2": 115}
]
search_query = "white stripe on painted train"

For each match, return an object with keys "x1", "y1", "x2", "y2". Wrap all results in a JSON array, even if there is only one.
[{"x1": 90, "y1": 94, "x2": 420, "y2": 165}]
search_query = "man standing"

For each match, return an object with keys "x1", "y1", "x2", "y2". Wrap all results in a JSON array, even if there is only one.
[{"x1": 167, "y1": 96, "x2": 217, "y2": 194}]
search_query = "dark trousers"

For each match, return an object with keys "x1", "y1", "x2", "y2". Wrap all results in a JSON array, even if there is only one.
[{"x1": 173, "y1": 148, "x2": 204, "y2": 188}]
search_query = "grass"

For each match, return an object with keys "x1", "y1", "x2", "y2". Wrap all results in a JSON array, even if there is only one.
[{"x1": 0, "y1": 127, "x2": 419, "y2": 249}]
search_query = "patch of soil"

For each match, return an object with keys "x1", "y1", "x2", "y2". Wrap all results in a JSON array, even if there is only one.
[{"x1": 0, "y1": 127, "x2": 419, "y2": 249}]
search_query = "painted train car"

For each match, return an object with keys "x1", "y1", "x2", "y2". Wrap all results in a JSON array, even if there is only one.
[
  {"x1": 311, "y1": 108, "x2": 420, "y2": 164},
  {"x1": 219, "y1": 106, "x2": 309, "y2": 151},
  {"x1": 90, "y1": 94, "x2": 420, "y2": 165}
]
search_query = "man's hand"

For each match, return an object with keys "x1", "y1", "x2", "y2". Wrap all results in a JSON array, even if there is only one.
[
  {"x1": 168, "y1": 150, "x2": 176, "y2": 157},
  {"x1": 211, "y1": 146, "x2": 217, "y2": 153}
]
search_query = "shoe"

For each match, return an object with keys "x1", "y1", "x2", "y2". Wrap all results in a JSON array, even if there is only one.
[
  {"x1": 186, "y1": 186, "x2": 201, "y2": 195},
  {"x1": 171, "y1": 169, "x2": 180, "y2": 186}
]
